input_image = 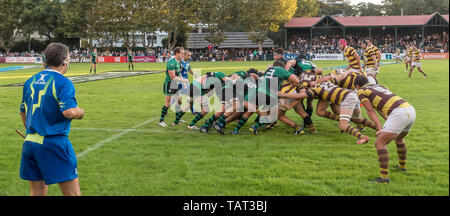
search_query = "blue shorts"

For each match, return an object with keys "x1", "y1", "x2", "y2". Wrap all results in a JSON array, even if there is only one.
[{"x1": 20, "y1": 134, "x2": 78, "y2": 185}]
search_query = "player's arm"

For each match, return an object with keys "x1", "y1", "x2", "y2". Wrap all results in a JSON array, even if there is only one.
[
  {"x1": 63, "y1": 107, "x2": 85, "y2": 119},
  {"x1": 20, "y1": 111, "x2": 26, "y2": 128},
  {"x1": 285, "y1": 59, "x2": 296, "y2": 71},
  {"x1": 354, "y1": 52, "x2": 362, "y2": 72},
  {"x1": 361, "y1": 99, "x2": 382, "y2": 131},
  {"x1": 278, "y1": 92, "x2": 308, "y2": 100},
  {"x1": 168, "y1": 70, "x2": 189, "y2": 83},
  {"x1": 287, "y1": 74, "x2": 300, "y2": 86}
]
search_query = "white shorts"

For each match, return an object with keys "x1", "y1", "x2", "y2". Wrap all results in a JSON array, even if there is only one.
[
  {"x1": 365, "y1": 67, "x2": 377, "y2": 76},
  {"x1": 406, "y1": 57, "x2": 412, "y2": 61},
  {"x1": 278, "y1": 90, "x2": 297, "y2": 111},
  {"x1": 381, "y1": 106, "x2": 416, "y2": 134},
  {"x1": 339, "y1": 92, "x2": 360, "y2": 121},
  {"x1": 348, "y1": 68, "x2": 362, "y2": 74},
  {"x1": 411, "y1": 62, "x2": 422, "y2": 68}
]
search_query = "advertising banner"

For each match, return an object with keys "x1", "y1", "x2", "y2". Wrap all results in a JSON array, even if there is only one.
[
  {"x1": 97, "y1": 56, "x2": 127, "y2": 63},
  {"x1": 0, "y1": 57, "x2": 5, "y2": 63},
  {"x1": 421, "y1": 53, "x2": 449, "y2": 59},
  {"x1": 132, "y1": 56, "x2": 156, "y2": 63},
  {"x1": 311, "y1": 54, "x2": 344, "y2": 61},
  {"x1": 5, "y1": 57, "x2": 40, "y2": 63}
]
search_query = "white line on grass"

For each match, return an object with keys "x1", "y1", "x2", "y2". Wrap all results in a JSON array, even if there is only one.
[{"x1": 77, "y1": 117, "x2": 159, "y2": 159}]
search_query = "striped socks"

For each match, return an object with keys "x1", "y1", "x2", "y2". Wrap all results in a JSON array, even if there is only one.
[
  {"x1": 189, "y1": 113, "x2": 204, "y2": 127},
  {"x1": 324, "y1": 111, "x2": 339, "y2": 121},
  {"x1": 344, "y1": 125, "x2": 364, "y2": 139},
  {"x1": 234, "y1": 117, "x2": 248, "y2": 132},
  {"x1": 173, "y1": 111, "x2": 186, "y2": 124},
  {"x1": 217, "y1": 114, "x2": 227, "y2": 126},
  {"x1": 396, "y1": 143, "x2": 407, "y2": 170},
  {"x1": 202, "y1": 114, "x2": 219, "y2": 128},
  {"x1": 160, "y1": 105, "x2": 169, "y2": 122},
  {"x1": 377, "y1": 149, "x2": 389, "y2": 179}
]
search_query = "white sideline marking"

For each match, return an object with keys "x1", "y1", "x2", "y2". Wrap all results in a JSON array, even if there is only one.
[{"x1": 77, "y1": 117, "x2": 159, "y2": 159}]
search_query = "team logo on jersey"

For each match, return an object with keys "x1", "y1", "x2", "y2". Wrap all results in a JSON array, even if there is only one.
[{"x1": 35, "y1": 74, "x2": 48, "y2": 85}]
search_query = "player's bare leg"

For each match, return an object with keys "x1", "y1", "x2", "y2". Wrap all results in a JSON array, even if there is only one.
[
  {"x1": 350, "y1": 108, "x2": 377, "y2": 130},
  {"x1": 58, "y1": 178, "x2": 81, "y2": 196},
  {"x1": 339, "y1": 108, "x2": 369, "y2": 145},
  {"x1": 408, "y1": 66, "x2": 415, "y2": 78},
  {"x1": 417, "y1": 66, "x2": 428, "y2": 78},
  {"x1": 277, "y1": 109, "x2": 303, "y2": 134},
  {"x1": 29, "y1": 180, "x2": 48, "y2": 196},
  {"x1": 317, "y1": 100, "x2": 339, "y2": 121}
]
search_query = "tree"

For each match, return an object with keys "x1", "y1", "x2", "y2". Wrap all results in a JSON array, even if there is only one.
[
  {"x1": 317, "y1": 1, "x2": 356, "y2": 16},
  {"x1": 198, "y1": 0, "x2": 235, "y2": 48},
  {"x1": 383, "y1": 0, "x2": 449, "y2": 16},
  {"x1": 354, "y1": 2, "x2": 384, "y2": 16},
  {"x1": 159, "y1": 0, "x2": 199, "y2": 51},
  {"x1": 136, "y1": 0, "x2": 163, "y2": 51},
  {"x1": 240, "y1": 0, "x2": 297, "y2": 51},
  {"x1": 0, "y1": 0, "x2": 24, "y2": 52},
  {"x1": 295, "y1": 0, "x2": 320, "y2": 17},
  {"x1": 21, "y1": 0, "x2": 64, "y2": 42}
]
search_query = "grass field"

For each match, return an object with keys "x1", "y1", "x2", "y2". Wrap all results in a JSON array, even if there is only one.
[{"x1": 0, "y1": 60, "x2": 448, "y2": 196}]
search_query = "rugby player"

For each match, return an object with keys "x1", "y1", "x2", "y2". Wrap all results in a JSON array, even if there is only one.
[
  {"x1": 278, "y1": 72, "x2": 374, "y2": 144},
  {"x1": 409, "y1": 44, "x2": 428, "y2": 78},
  {"x1": 361, "y1": 40, "x2": 378, "y2": 84},
  {"x1": 89, "y1": 48, "x2": 98, "y2": 75},
  {"x1": 233, "y1": 60, "x2": 300, "y2": 135},
  {"x1": 395, "y1": 48, "x2": 402, "y2": 63},
  {"x1": 366, "y1": 38, "x2": 381, "y2": 78},
  {"x1": 158, "y1": 47, "x2": 189, "y2": 127},
  {"x1": 19, "y1": 43, "x2": 85, "y2": 196},
  {"x1": 355, "y1": 75, "x2": 415, "y2": 184},
  {"x1": 127, "y1": 50, "x2": 134, "y2": 71},
  {"x1": 338, "y1": 39, "x2": 363, "y2": 74},
  {"x1": 405, "y1": 44, "x2": 413, "y2": 71}
]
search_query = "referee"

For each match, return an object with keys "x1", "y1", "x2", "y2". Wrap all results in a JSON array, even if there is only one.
[{"x1": 19, "y1": 43, "x2": 85, "y2": 196}]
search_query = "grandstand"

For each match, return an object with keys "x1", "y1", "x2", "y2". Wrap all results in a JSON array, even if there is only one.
[
  {"x1": 285, "y1": 12, "x2": 449, "y2": 49},
  {"x1": 186, "y1": 32, "x2": 276, "y2": 49}
]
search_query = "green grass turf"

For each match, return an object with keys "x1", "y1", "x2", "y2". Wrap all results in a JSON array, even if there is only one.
[{"x1": 0, "y1": 60, "x2": 448, "y2": 195}]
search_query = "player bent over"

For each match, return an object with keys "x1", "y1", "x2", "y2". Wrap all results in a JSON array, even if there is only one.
[
  {"x1": 355, "y1": 75, "x2": 415, "y2": 184},
  {"x1": 279, "y1": 73, "x2": 373, "y2": 144}
]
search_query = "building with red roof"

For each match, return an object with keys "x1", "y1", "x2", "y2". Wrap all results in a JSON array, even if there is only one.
[{"x1": 284, "y1": 12, "x2": 448, "y2": 48}]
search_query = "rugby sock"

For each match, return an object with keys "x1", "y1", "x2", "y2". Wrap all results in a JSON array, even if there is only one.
[
  {"x1": 173, "y1": 111, "x2": 186, "y2": 124},
  {"x1": 344, "y1": 125, "x2": 364, "y2": 139},
  {"x1": 202, "y1": 114, "x2": 219, "y2": 128},
  {"x1": 253, "y1": 122, "x2": 268, "y2": 129},
  {"x1": 234, "y1": 117, "x2": 248, "y2": 132},
  {"x1": 324, "y1": 111, "x2": 339, "y2": 121},
  {"x1": 303, "y1": 115, "x2": 313, "y2": 127},
  {"x1": 217, "y1": 114, "x2": 228, "y2": 126},
  {"x1": 306, "y1": 106, "x2": 314, "y2": 117},
  {"x1": 94, "y1": 69, "x2": 96, "y2": 74},
  {"x1": 359, "y1": 118, "x2": 377, "y2": 130},
  {"x1": 128, "y1": 65, "x2": 130, "y2": 70},
  {"x1": 396, "y1": 142, "x2": 407, "y2": 170},
  {"x1": 189, "y1": 113, "x2": 204, "y2": 127},
  {"x1": 377, "y1": 149, "x2": 389, "y2": 179},
  {"x1": 160, "y1": 105, "x2": 169, "y2": 122},
  {"x1": 254, "y1": 115, "x2": 260, "y2": 123},
  {"x1": 90, "y1": 68, "x2": 92, "y2": 74},
  {"x1": 132, "y1": 64, "x2": 134, "y2": 70}
]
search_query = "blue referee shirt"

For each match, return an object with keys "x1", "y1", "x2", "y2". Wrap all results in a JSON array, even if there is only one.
[{"x1": 20, "y1": 69, "x2": 78, "y2": 136}]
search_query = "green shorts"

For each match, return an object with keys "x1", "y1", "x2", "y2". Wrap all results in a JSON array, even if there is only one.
[{"x1": 163, "y1": 80, "x2": 180, "y2": 96}]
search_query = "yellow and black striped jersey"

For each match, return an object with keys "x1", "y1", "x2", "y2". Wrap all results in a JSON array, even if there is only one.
[
  {"x1": 343, "y1": 46, "x2": 361, "y2": 70},
  {"x1": 280, "y1": 72, "x2": 323, "y2": 93},
  {"x1": 357, "y1": 84, "x2": 411, "y2": 116},
  {"x1": 364, "y1": 47, "x2": 376, "y2": 68},
  {"x1": 412, "y1": 49, "x2": 421, "y2": 62},
  {"x1": 407, "y1": 48, "x2": 413, "y2": 57},
  {"x1": 307, "y1": 80, "x2": 353, "y2": 105},
  {"x1": 331, "y1": 69, "x2": 366, "y2": 90}
]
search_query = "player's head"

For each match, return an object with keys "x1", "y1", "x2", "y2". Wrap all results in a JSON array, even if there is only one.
[
  {"x1": 183, "y1": 50, "x2": 191, "y2": 61},
  {"x1": 354, "y1": 75, "x2": 369, "y2": 89},
  {"x1": 338, "y1": 39, "x2": 347, "y2": 50},
  {"x1": 365, "y1": 38, "x2": 373, "y2": 46},
  {"x1": 273, "y1": 48, "x2": 284, "y2": 60},
  {"x1": 173, "y1": 47, "x2": 184, "y2": 60},
  {"x1": 360, "y1": 40, "x2": 368, "y2": 49},
  {"x1": 273, "y1": 60, "x2": 285, "y2": 68},
  {"x1": 94, "y1": 48, "x2": 97, "y2": 52},
  {"x1": 298, "y1": 53, "x2": 307, "y2": 60},
  {"x1": 247, "y1": 68, "x2": 259, "y2": 80},
  {"x1": 44, "y1": 43, "x2": 70, "y2": 74}
]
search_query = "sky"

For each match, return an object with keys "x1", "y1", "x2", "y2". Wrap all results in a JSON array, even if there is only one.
[{"x1": 350, "y1": 0, "x2": 383, "y2": 5}]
